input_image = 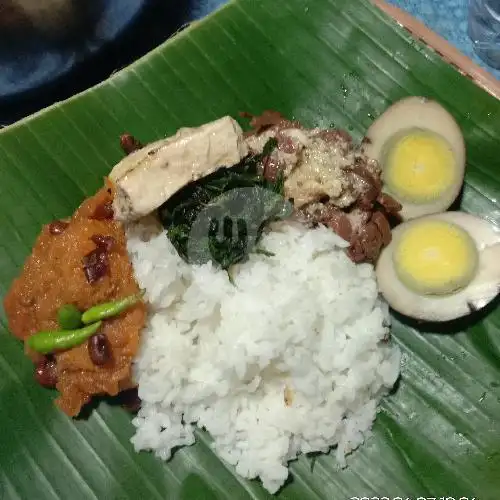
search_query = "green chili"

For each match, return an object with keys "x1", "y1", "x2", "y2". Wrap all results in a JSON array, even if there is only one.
[
  {"x1": 57, "y1": 304, "x2": 82, "y2": 330},
  {"x1": 27, "y1": 321, "x2": 102, "y2": 354},
  {"x1": 81, "y1": 290, "x2": 145, "y2": 325}
]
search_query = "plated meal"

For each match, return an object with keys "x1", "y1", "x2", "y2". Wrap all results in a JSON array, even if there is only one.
[{"x1": 4, "y1": 96, "x2": 500, "y2": 493}]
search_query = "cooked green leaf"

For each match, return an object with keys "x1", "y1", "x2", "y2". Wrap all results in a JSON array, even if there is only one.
[{"x1": 159, "y1": 140, "x2": 290, "y2": 269}]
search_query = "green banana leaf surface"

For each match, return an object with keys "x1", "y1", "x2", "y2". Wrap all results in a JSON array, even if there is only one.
[{"x1": 1, "y1": 0, "x2": 499, "y2": 498}]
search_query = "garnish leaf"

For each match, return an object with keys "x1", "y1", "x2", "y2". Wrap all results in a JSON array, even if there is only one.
[{"x1": 159, "y1": 140, "x2": 291, "y2": 269}]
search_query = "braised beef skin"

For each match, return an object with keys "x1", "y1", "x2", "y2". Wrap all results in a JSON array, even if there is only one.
[
  {"x1": 3, "y1": 187, "x2": 145, "y2": 416},
  {"x1": 241, "y1": 110, "x2": 301, "y2": 135},
  {"x1": 245, "y1": 110, "x2": 402, "y2": 264}
]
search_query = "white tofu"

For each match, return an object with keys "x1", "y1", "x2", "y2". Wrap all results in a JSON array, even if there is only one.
[{"x1": 110, "y1": 116, "x2": 248, "y2": 221}]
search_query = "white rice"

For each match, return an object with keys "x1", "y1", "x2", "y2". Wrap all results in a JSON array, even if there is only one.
[{"x1": 127, "y1": 221, "x2": 401, "y2": 494}]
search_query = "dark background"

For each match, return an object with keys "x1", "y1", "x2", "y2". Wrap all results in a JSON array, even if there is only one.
[{"x1": 0, "y1": 0, "x2": 225, "y2": 125}]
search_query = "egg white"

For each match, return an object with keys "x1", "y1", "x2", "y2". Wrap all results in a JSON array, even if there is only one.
[
  {"x1": 376, "y1": 212, "x2": 500, "y2": 322},
  {"x1": 364, "y1": 97, "x2": 466, "y2": 220}
]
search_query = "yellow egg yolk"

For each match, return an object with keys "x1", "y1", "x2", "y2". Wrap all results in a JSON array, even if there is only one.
[
  {"x1": 393, "y1": 219, "x2": 478, "y2": 295},
  {"x1": 383, "y1": 130, "x2": 456, "y2": 203}
]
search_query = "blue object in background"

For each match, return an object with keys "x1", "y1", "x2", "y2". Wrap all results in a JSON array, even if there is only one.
[
  {"x1": 0, "y1": 1, "x2": 208, "y2": 124},
  {"x1": 467, "y1": 0, "x2": 500, "y2": 69},
  {"x1": 386, "y1": 0, "x2": 500, "y2": 79},
  {"x1": 0, "y1": 1, "x2": 146, "y2": 100},
  {"x1": 0, "y1": 0, "x2": 498, "y2": 125}
]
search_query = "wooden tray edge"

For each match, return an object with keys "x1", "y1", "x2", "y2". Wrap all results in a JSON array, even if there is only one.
[{"x1": 372, "y1": 0, "x2": 500, "y2": 100}]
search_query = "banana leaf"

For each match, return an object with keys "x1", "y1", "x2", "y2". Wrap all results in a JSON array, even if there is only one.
[{"x1": 1, "y1": 0, "x2": 499, "y2": 499}]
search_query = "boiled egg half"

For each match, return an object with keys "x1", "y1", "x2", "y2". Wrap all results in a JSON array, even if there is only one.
[
  {"x1": 376, "y1": 212, "x2": 500, "y2": 321},
  {"x1": 364, "y1": 97, "x2": 466, "y2": 220}
]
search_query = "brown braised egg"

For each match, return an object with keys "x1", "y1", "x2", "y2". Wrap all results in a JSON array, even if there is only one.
[
  {"x1": 364, "y1": 97, "x2": 466, "y2": 221},
  {"x1": 376, "y1": 211, "x2": 500, "y2": 321}
]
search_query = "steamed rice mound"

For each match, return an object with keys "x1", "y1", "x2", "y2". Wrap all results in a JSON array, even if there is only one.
[{"x1": 128, "y1": 221, "x2": 401, "y2": 494}]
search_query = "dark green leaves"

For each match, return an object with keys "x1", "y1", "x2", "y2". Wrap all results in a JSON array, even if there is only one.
[{"x1": 158, "y1": 140, "x2": 292, "y2": 269}]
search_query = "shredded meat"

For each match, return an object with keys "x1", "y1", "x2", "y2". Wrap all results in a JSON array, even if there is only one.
[
  {"x1": 262, "y1": 155, "x2": 282, "y2": 182},
  {"x1": 242, "y1": 110, "x2": 301, "y2": 135},
  {"x1": 315, "y1": 204, "x2": 353, "y2": 242},
  {"x1": 307, "y1": 201, "x2": 394, "y2": 263},
  {"x1": 3, "y1": 187, "x2": 145, "y2": 416},
  {"x1": 347, "y1": 160, "x2": 382, "y2": 210},
  {"x1": 244, "y1": 110, "x2": 401, "y2": 263},
  {"x1": 120, "y1": 133, "x2": 143, "y2": 155},
  {"x1": 372, "y1": 211, "x2": 392, "y2": 246},
  {"x1": 315, "y1": 129, "x2": 353, "y2": 156},
  {"x1": 276, "y1": 131, "x2": 300, "y2": 154},
  {"x1": 347, "y1": 211, "x2": 392, "y2": 263},
  {"x1": 377, "y1": 193, "x2": 402, "y2": 214},
  {"x1": 315, "y1": 129, "x2": 352, "y2": 144}
]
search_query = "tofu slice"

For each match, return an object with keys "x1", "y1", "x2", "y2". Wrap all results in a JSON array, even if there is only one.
[{"x1": 109, "y1": 116, "x2": 248, "y2": 221}]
